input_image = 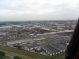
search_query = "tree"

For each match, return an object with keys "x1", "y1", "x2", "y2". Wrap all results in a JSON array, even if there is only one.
[
  {"x1": 0, "y1": 51, "x2": 5, "y2": 59},
  {"x1": 13, "y1": 56, "x2": 22, "y2": 59}
]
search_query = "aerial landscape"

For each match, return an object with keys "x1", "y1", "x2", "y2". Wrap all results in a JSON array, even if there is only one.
[
  {"x1": 0, "y1": 0, "x2": 78, "y2": 59},
  {"x1": 0, "y1": 20, "x2": 77, "y2": 59}
]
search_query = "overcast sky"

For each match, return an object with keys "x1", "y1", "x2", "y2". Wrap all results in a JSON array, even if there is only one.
[{"x1": 0, "y1": 0, "x2": 79, "y2": 21}]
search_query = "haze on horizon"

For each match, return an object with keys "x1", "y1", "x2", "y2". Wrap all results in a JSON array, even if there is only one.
[{"x1": 0, "y1": 0, "x2": 79, "y2": 21}]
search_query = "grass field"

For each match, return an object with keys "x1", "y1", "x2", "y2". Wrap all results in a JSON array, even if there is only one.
[{"x1": 0, "y1": 45, "x2": 64, "y2": 59}]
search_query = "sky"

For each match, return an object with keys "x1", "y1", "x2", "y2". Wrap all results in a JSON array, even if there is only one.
[{"x1": 0, "y1": 0, "x2": 79, "y2": 21}]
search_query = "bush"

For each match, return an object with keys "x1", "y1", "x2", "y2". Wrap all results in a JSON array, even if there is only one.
[
  {"x1": 0, "y1": 51, "x2": 5, "y2": 59},
  {"x1": 13, "y1": 56, "x2": 22, "y2": 59}
]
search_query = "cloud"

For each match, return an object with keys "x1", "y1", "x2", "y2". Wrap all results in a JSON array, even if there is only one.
[{"x1": 0, "y1": 0, "x2": 79, "y2": 21}]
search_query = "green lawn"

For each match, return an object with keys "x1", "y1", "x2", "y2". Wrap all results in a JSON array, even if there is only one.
[{"x1": 0, "y1": 45, "x2": 64, "y2": 59}]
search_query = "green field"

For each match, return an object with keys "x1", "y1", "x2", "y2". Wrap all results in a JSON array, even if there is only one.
[{"x1": 0, "y1": 45, "x2": 64, "y2": 59}]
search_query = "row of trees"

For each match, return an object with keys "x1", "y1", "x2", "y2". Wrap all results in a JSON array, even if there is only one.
[{"x1": 0, "y1": 51, "x2": 22, "y2": 59}]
